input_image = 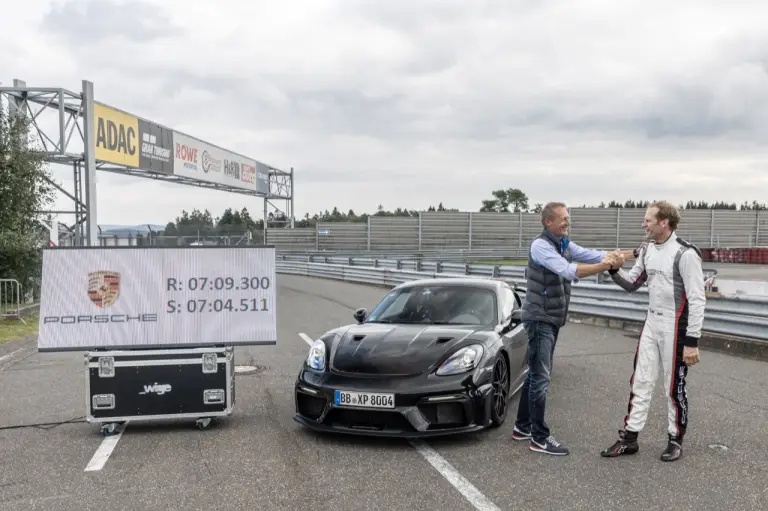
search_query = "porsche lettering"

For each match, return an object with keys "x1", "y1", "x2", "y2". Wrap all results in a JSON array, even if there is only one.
[{"x1": 43, "y1": 314, "x2": 158, "y2": 324}]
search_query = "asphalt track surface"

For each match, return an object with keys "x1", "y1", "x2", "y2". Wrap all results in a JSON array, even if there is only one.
[
  {"x1": 701, "y1": 262, "x2": 768, "y2": 282},
  {"x1": 1, "y1": 274, "x2": 767, "y2": 511}
]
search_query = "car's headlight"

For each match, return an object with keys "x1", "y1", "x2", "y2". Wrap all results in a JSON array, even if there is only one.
[
  {"x1": 436, "y1": 345, "x2": 484, "y2": 376},
  {"x1": 306, "y1": 339, "x2": 326, "y2": 371}
]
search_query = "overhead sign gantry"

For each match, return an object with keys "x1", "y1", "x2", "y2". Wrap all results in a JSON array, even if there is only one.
[{"x1": 0, "y1": 78, "x2": 294, "y2": 246}]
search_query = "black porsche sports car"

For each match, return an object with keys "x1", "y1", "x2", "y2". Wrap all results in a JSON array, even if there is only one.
[{"x1": 293, "y1": 277, "x2": 530, "y2": 437}]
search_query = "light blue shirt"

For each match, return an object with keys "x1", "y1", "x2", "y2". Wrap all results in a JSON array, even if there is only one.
[{"x1": 530, "y1": 237, "x2": 606, "y2": 282}]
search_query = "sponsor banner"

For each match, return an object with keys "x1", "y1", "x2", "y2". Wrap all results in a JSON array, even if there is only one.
[
  {"x1": 256, "y1": 164, "x2": 269, "y2": 195},
  {"x1": 173, "y1": 132, "x2": 270, "y2": 194},
  {"x1": 138, "y1": 119, "x2": 174, "y2": 174},
  {"x1": 94, "y1": 103, "x2": 139, "y2": 167},
  {"x1": 93, "y1": 102, "x2": 174, "y2": 174},
  {"x1": 37, "y1": 246, "x2": 277, "y2": 351}
]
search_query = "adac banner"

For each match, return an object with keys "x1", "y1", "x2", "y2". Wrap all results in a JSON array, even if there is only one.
[
  {"x1": 173, "y1": 131, "x2": 270, "y2": 195},
  {"x1": 93, "y1": 102, "x2": 173, "y2": 175},
  {"x1": 93, "y1": 102, "x2": 270, "y2": 193}
]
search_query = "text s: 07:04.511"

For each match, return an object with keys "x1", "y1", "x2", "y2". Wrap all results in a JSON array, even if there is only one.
[{"x1": 166, "y1": 298, "x2": 268, "y2": 313}]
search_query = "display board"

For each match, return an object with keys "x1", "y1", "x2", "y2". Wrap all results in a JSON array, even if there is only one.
[{"x1": 37, "y1": 246, "x2": 277, "y2": 351}]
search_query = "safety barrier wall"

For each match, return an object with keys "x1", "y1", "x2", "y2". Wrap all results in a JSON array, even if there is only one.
[
  {"x1": 275, "y1": 258, "x2": 768, "y2": 343},
  {"x1": 267, "y1": 208, "x2": 768, "y2": 254}
]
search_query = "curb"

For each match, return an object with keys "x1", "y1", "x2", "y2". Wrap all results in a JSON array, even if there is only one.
[{"x1": 568, "y1": 313, "x2": 768, "y2": 362}]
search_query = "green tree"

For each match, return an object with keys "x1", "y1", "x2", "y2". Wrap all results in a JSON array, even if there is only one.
[
  {"x1": 480, "y1": 188, "x2": 529, "y2": 212},
  {"x1": 0, "y1": 102, "x2": 56, "y2": 300}
]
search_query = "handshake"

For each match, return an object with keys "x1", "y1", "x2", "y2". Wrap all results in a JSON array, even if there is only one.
[{"x1": 602, "y1": 250, "x2": 625, "y2": 270}]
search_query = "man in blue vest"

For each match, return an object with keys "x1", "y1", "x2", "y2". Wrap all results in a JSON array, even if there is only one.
[{"x1": 511, "y1": 202, "x2": 633, "y2": 455}]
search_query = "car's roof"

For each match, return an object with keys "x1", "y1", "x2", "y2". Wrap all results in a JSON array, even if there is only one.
[{"x1": 393, "y1": 277, "x2": 510, "y2": 292}]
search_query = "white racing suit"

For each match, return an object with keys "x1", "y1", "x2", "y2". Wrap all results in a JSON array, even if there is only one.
[{"x1": 609, "y1": 231, "x2": 706, "y2": 438}]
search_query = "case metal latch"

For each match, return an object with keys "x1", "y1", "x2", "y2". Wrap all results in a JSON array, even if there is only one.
[
  {"x1": 202, "y1": 353, "x2": 218, "y2": 374},
  {"x1": 203, "y1": 389, "x2": 225, "y2": 404},
  {"x1": 98, "y1": 356, "x2": 114, "y2": 378},
  {"x1": 92, "y1": 394, "x2": 115, "y2": 410}
]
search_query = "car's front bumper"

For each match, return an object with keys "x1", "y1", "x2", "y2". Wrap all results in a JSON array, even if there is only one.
[{"x1": 293, "y1": 366, "x2": 495, "y2": 438}]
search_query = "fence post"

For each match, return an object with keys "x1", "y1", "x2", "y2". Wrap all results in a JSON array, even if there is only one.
[
  {"x1": 616, "y1": 208, "x2": 620, "y2": 248},
  {"x1": 710, "y1": 209, "x2": 715, "y2": 247},
  {"x1": 468, "y1": 212, "x2": 473, "y2": 250},
  {"x1": 518, "y1": 210, "x2": 523, "y2": 248},
  {"x1": 367, "y1": 216, "x2": 371, "y2": 251},
  {"x1": 756, "y1": 209, "x2": 761, "y2": 247},
  {"x1": 418, "y1": 212, "x2": 422, "y2": 251}
]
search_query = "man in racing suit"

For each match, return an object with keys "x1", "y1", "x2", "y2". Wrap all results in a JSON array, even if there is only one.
[{"x1": 600, "y1": 200, "x2": 705, "y2": 462}]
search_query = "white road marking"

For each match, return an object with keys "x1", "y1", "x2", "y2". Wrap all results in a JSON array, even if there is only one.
[
  {"x1": 295, "y1": 332, "x2": 501, "y2": 511},
  {"x1": 0, "y1": 347, "x2": 25, "y2": 364},
  {"x1": 85, "y1": 423, "x2": 127, "y2": 472},
  {"x1": 410, "y1": 439, "x2": 502, "y2": 511}
]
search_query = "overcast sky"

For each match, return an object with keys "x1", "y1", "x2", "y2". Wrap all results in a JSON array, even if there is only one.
[{"x1": 3, "y1": 0, "x2": 768, "y2": 226}]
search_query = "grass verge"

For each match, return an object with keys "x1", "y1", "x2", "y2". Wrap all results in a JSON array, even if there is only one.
[
  {"x1": 0, "y1": 314, "x2": 39, "y2": 344},
  {"x1": 472, "y1": 259, "x2": 528, "y2": 266}
]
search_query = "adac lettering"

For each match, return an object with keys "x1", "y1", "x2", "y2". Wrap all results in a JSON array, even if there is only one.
[{"x1": 96, "y1": 118, "x2": 136, "y2": 156}]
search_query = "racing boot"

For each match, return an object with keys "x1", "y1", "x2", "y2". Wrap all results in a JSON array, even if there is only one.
[
  {"x1": 661, "y1": 435, "x2": 683, "y2": 462},
  {"x1": 600, "y1": 429, "x2": 639, "y2": 457}
]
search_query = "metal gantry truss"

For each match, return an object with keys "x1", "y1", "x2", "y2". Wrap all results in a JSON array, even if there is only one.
[{"x1": 0, "y1": 78, "x2": 294, "y2": 246}]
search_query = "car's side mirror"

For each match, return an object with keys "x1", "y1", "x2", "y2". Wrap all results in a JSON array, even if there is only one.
[
  {"x1": 353, "y1": 308, "x2": 368, "y2": 323},
  {"x1": 497, "y1": 309, "x2": 523, "y2": 335}
]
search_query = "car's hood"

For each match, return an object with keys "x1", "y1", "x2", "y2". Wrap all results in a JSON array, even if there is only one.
[{"x1": 329, "y1": 322, "x2": 487, "y2": 376}]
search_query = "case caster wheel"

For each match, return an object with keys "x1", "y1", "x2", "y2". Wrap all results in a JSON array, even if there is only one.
[
  {"x1": 101, "y1": 423, "x2": 118, "y2": 436},
  {"x1": 196, "y1": 418, "x2": 213, "y2": 431}
]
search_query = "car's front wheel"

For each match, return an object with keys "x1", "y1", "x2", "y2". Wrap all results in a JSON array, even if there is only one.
[{"x1": 489, "y1": 354, "x2": 510, "y2": 427}]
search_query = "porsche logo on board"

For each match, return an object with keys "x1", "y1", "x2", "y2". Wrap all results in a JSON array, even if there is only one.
[{"x1": 87, "y1": 270, "x2": 121, "y2": 308}]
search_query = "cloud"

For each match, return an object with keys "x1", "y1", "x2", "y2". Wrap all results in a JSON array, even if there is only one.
[{"x1": 2, "y1": 0, "x2": 768, "y2": 227}]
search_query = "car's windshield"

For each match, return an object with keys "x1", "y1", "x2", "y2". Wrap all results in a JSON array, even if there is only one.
[{"x1": 366, "y1": 285, "x2": 497, "y2": 325}]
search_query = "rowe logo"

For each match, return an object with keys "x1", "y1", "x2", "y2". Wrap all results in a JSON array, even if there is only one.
[{"x1": 139, "y1": 383, "x2": 172, "y2": 395}]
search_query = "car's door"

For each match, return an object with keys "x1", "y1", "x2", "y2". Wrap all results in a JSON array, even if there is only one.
[{"x1": 499, "y1": 283, "x2": 528, "y2": 379}]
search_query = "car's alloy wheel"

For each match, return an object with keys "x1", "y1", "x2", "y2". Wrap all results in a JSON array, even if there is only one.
[{"x1": 490, "y1": 355, "x2": 509, "y2": 427}]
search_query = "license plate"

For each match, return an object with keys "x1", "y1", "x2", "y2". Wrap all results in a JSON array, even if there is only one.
[{"x1": 334, "y1": 390, "x2": 395, "y2": 409}]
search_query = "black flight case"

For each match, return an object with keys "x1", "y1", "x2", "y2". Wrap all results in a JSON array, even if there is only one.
[{"x1": 85, "y1": 346, "x2": 235, "y2": 435}]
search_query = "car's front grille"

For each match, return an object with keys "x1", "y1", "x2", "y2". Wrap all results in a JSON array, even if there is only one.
[{"x1": 324, "y1": 409, "x2": 415, "y2": 432}]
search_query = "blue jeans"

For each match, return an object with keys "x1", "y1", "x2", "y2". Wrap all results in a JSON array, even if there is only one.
[{"x1": 514, "y1": 320, "x2": 560, "y2": 442}]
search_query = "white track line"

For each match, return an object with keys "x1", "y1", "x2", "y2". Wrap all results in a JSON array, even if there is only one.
[
  {"x1": 299, "y1": 332, "x2": 314, "y2": 346},
  {"x1": 410, "y1": 440, "x2": 501, "y2": 511},
  {"x1": 85, "y1": 422, "x2": 127, "y2": 472},
  {"x1": 0, "y1": 347, "x2": 25, "y2": 364},
  {"x1": 296, "y1": 332, "x2": 501, "y2": 511}
]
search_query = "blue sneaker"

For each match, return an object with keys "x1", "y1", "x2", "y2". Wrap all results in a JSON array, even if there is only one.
[
  {"x1": 530, "y1": 436, "x2": 569, "y2": 456},
  {"x1": 511, "y1": 426, "x2": 532, "y2": 441}
]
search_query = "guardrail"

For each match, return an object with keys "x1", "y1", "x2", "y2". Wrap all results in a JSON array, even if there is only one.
[
  {"x1": 278, "y1": 254, "x2": 719, "y2": 289},
  {"x1": 0, "y1": 279, "x2": 25, "y2": 324},
  {"x1": 277, "y1": 247, "x2": 533, "y2": 262},
  {"x1": 275, "y1": 259, "x2": 768, "y2": 342}
]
